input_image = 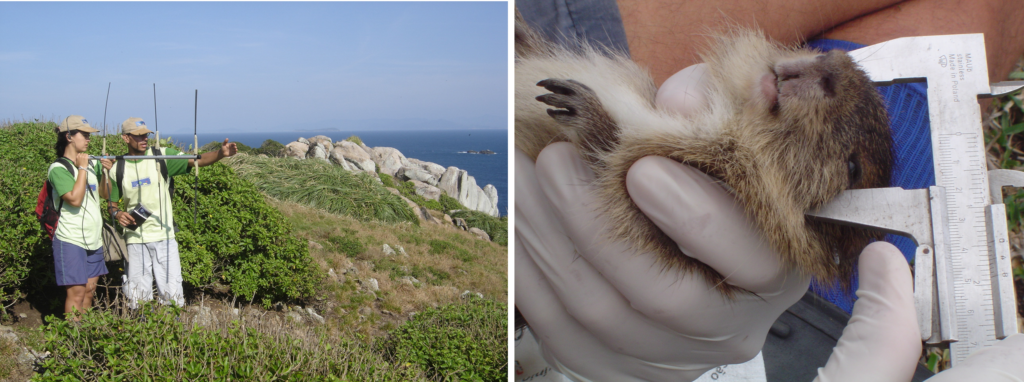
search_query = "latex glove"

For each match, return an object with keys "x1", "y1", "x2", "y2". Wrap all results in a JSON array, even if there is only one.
[
  {"x1": 813, "y1": 241, "x2": 922, "y2": 382},
  {"x1": 516, "y1": 144, "x2": 810, "y2": 381},
  {"x1": 926, "y1": 334, "x2": 1024, "y2": 381},
  {"x1": 516, "y1": 61, "x2": 808, "y2": 381}
]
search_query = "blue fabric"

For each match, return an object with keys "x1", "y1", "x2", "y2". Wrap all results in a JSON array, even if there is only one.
[
  {"x1": 806, "y1": 39, "x2": 936, "y2": 313},
  {"x1": 52, "y1": 236, "x2": 109, "y2": 286},
  {"x1": 517, "y1": 0, "x2": 630, "y2": 56}
]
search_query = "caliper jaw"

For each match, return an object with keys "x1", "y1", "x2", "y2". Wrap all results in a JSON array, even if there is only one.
[{"x1": 808, "y1": 168, "x2": 1024, "y2": 345}]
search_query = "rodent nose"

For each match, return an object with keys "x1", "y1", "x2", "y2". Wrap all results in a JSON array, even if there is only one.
[{"x1": 774, "y1": 54, "x2": 837, "y2": 99}]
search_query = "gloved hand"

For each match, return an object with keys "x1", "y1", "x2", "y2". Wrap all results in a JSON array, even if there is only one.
[
  {"x1": 813, "y1": 241, "x2": 921, "y2": 382},
  {"x1": 516, "y1": 142, "x2": 810, "y2": 381},
  {"x1": 516, "y1": 63, "x2": 929, "y2": 382},
  {"x1": 810, "y1": 229, "x2": 1024, "y2": 382},
  {"x1": 516, "y1": 62, "x2": 809, "y2": 381}
]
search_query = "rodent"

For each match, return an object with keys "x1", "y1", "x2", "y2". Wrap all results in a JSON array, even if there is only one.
[{"x1": 515, "y1": 13, "x2": 894, "y2": 295}]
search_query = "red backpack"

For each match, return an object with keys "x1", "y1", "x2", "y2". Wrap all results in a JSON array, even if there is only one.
[{"x1": 35, "y1": 158, "x2": 76, "y2": 240}]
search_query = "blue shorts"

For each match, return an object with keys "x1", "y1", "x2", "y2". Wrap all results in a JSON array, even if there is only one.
[{"x1": 52, "y1": 237, "x2": 109, "y2": 286}]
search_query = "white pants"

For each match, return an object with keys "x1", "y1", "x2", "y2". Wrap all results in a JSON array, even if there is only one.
[{"x1": 124, "y1": 239, "x2": 185, "y2": 308}]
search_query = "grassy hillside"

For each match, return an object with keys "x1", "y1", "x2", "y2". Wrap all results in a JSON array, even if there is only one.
[{"x1": 0, "y1": 120, "x2": 508, "y2": 381}]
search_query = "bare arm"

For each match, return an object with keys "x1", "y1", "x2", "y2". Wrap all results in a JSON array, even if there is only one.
[
  {"x1": 188, "y1": 138, "x2": 238, "y2": 168},
  {"x1": 618, "y1": 0, "x2": 906, "y2": 85},
  {"x1": 60, "y1": 153, "x2": 91, "y2": 208}
]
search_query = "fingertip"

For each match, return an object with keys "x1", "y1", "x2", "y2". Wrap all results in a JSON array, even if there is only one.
[{"x1": 858, "y1": 241, "x2": 911, "y2": 287}]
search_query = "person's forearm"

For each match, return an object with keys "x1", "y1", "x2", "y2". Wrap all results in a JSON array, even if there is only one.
[
  {"x1": 62, "y1": 170, "x2": 89, "y2": 207},
  {"x1": 194, "y1": 150, "x2": 223, "y2": 168},
  {"x1": 98, "y1": 170, "x2": 110, "y2": 200},
  {"x1": 822, "y1": 0, "x2": 1024, "y2": 83},
  {"x1": 617, "y1": 0, "x2": 904, "y2": 85}
]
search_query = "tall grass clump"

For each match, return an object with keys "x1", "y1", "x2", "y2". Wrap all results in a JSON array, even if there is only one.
[
  {"x1": 226, "y1": 154, "x2": 418, "y2": 225},
  {"x1": 345, "y1": 135, "x2": 364, "y2": 146},
  {"x1": 382, "y1": 296, "x2": 507, "y2": 381}
]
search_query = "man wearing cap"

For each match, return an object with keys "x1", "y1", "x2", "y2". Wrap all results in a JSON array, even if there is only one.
[
  {"x1": 49, "y1": 115, "x2": 110, "y2": 319},
  {"x1": 103, "y1": 117, "x2": 237, "y2": 308}
]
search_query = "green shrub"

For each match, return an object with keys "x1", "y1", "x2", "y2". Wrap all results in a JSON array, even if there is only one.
[
  {"x1": 383, "y1": 297, "x2": 507, "y2": 381},
  {"x1": 0, "y1": 121, "x2": 321, "y2": 310},
  {"x1": 0, "y1": 121, "x2": 76, "y2": 308},
  {"x1": 226, "y1": 155, "x2": 418, "y2": 225},
  {"x1": 171, "y1": 163, "x2": 321, "y2": 306},
  {"x1": 252, "y1": 139, "x2": 285, "y2": 157},
  {"x1": 36, "y1": 304, "x2": 428, "y2": 381},
  {"x1": 328, "y1": 234, "x2": 365, "y2": 257},
  {"x1": 346, "y1": 135, "x2": 364, "y2": 146},
  {"x1": 450, "y1": 210, "x2": 508, "y2": 246},
  {"x1": 202, "y1": 140, "x2": 253, "y2": 154}
]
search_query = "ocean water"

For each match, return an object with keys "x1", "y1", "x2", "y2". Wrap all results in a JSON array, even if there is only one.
[{"x1": 186, "y1": 129, "x2": 508, "y2": 216}]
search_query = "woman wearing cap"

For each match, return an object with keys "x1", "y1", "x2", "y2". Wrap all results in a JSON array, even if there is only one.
[{"x1": 47, "y1": 115, "x2": 110, "y2": 320}]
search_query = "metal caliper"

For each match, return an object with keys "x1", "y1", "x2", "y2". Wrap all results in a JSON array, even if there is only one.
[{"x1": 807, "y1": 33, "x2": 1024, "y2": 365}]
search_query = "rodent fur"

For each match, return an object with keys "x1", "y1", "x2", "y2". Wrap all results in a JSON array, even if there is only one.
[{"x1": 515, "y1": 13, "x2": 893, "y2": 294}]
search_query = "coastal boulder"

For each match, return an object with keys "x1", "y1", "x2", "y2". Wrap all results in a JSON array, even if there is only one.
[
  {"x1": 370, "y1": 147, "x2": 406, "y2": 177},
  {"x1": 410, "y1": 180, "x2": 442, "y2": 201},
  {"x1": 283, "y1": 142, "x2": 309, "y2": 159},
  {"x1": 438, "y1": 167, "x2": 499, "y2": 217},
  {"x1": 484, "y1": 184, "x2": 499, "y2": 211},
  {"x1": 437, "y1": 166, "x2": 462, "y2": 200},
  {"x1": 406, "y1": 158, "x2": 447, "y2": 180},
  {"x1": 469, "y1": 227, "x2": 490, "y2": 241},
  {"x1": 307, "y1": 135, "x2": 332, "y2": 147},
  {"x1": 461, "y1": 175, "x2": 499, "y2": 217},
  {"x1": 396, "y1": 166, "x2": 435, "y2": 184},
  {"x1": 337, "y1": 141, "x2": 378, "y2": 173},
  {"x1": 307, "y1": 143, "x2": 329, "y2": 162},
  {"x1": 328, "y1": 147, "x2": 357, "y2": 171}
]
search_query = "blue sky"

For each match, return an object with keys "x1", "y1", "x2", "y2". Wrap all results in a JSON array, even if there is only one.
[{"x1": 0, "y1": 2, "x2": 509, "y2": 134}]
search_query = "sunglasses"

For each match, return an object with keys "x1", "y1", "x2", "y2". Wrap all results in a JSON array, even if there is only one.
[{"x1": 127, "y1": 133, "x2": 152, "y2": 140}]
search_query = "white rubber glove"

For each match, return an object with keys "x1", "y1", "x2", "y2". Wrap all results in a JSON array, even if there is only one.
[
  {"x1": 926, "y1": 334, "x2": 1024, "y2": 381},
  {"x1": 517, "y1": 62, "x2": 807, "y2": 381},
  {"x1": 516, "y1": 144, "x2": 810, "y2": 381},
  {"x1": 814, "y1": 241, "x2": 922, "y2": 382}
]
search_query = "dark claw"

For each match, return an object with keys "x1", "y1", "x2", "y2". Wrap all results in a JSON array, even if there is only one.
[
  {"x1": 535, "y1": 94, "x2": 576, "y2": 114},
  {"x1": 537, "y1": 78, "x2": 578, "y2": 96}
]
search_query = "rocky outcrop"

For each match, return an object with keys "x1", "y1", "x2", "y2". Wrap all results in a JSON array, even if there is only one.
[
  {"x1": 397, "y1": 166, "x2": 435, "y2": 185},
  {"x1": 370, "y1": 147, "x2": 406, "y2": 177},
  {"x1": 307, "y1": 135, "x2": 332, "y2": 147},
  {"x1": 409, "y1": 180, "x2": 442, "y2": 201},
  {"x1": 335, "y1": 141, "x2": 375, "y2": 173},
  {"x1": 283, "y1": 142, "x2": 309, "y2": 159},
  {"x1": 438, "y1": 167, "x2": 499, "y2": 217},
  {"x1": 281, "y1": 137, "x2": 500, "y2": 217},
  {"x1": 308, "y1": 143, "x2": 329, "y2": 162}
]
